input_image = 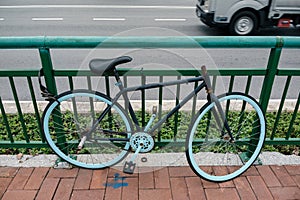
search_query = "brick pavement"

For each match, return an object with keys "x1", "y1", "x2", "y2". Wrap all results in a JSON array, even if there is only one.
[{"x1": 0, "y1": 165, "x2": 299, "y2": 200}]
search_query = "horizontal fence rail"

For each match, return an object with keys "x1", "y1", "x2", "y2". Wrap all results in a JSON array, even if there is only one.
[{"x1": 0, "y1": 36, "x2": 299, "y2": 152}]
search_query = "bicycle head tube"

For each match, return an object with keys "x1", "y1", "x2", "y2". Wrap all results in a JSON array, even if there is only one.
[{"x1": 201, "y1": 65, "x2": 213, "y2": 94}]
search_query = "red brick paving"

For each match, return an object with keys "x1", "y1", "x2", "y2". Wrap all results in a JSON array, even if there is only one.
[
  {"x1": 170, "y1": 177, "x2": 189, "y2": 200},
  {"x1": 35, "y1": 178, "x2": 59, "y2": 200},
  {"x1": 247, "y1": 176, "x2": 274, "y2": 199},
  {"x1": 53, "y1": 178, "x2": 75, "y2": 200},
  {"x1": 233, "y1": 177, "x2": 257, "y2": 200},
  {"x1": 270, "y1": 165, "x2": 297, "y2": 187},
  {"x1": 7, "y1": 168, "x2": 34, "y2": 190},
  {"x1": 73, "y1": 168, "x2": 93, "y2": 190},
  {"x1": 185, "y1": 177, "x2": 206, "y2": 200},
  {"x1": 0, "y1": 165, "x2": 299, "y2": 200}
]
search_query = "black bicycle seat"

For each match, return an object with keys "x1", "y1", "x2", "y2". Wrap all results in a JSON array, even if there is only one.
[{"x1": 89, "y1": 56, "x2": 132, "y2": 75}]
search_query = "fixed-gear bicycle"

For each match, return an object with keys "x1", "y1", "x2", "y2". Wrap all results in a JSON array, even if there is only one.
[{"x1": 39, "y1": 56, "x2": 266, "y2": 182}]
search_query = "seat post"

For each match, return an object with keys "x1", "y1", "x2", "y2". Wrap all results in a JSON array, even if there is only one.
[
  {"x1": 113, "y1": 67, "x2": 141, "y2": 131},
  {"x1": 113, "y1": 68, "x2": 122, "y2": 86}
]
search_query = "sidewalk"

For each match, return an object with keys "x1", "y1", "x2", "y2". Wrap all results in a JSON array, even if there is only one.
[{"x1": 0, "y1": 165, "x2": 299, "y2": 200}]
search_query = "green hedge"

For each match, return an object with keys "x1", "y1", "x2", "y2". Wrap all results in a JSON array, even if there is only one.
[{"x1": 0, "y1": 111, "x2": 299, "y2": 155}]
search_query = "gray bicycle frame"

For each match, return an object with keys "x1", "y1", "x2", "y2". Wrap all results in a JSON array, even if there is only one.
[
  {"x1": 107, "y1": 75, "x2": 207, "y2": 135},
  {"x1": 86, "y1": 68, "x2": 232, "y2": 143}
]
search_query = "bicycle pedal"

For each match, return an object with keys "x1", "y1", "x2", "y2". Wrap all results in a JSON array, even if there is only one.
[{"x1": 123, "y1": 161, "x2": 136, "y2": 174}]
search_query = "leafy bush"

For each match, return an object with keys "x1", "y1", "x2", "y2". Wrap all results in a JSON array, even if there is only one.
[{"x1": 0, "y1": 110, "x2": 299, "y2": 155}]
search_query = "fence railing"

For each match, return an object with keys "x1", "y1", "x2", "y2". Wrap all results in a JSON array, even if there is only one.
[{"x1": 0, "y1": 36, "x2": 299, "y2": 150}]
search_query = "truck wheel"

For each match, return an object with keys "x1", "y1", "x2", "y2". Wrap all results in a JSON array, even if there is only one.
[{"x1": 229, "y1": 11, "x2": 258, "y2": 35}]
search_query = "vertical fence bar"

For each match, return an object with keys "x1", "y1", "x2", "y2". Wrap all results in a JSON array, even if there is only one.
[
  {"x1": 158, "y1": 76, "x2": 163, "y2": 142},
  {"x1": 244, "y1": 76, "x2": 252, "y2": 95},
  {"x1": 9, "y1": 77, "x2": 29, "y2": 143},
  {"x1": 87, "y1": 76, "x2": 92, "y2": 90},
  {"x1": 271, "y1": 76, "x2": 291, "y2": 140},
  {"x1": 0, "y1": 97, "x2": 14, "y2": 143},
  {"x1": 259, "y1": 37, "x2": 283, "y2": 113},
  {"x1": 191, "y1": 79, "x2": 198, "y2": 118},
  {"x1": 228, "y1": 76, "x2": 235, "y2": 93},
  {"x1": 68, "y1": 76, "x2": 74, "y2": 90},
  {"x1": 212, "y1": 76, "x2": 217, "y2": 91},
  {"x1": 226, "y1": 76, "x2": 235, "y2": 117},
  {"x1": 286, "y1": 92, "x2": 300, "y2": 140},
  {"x1": 238, "y1": 76, "x2": 253, "y2": 129},
  {"x1": 68, "y1": 76, "x2": 80, "y2": 131},
  {"x1": 141, "y1": 75, "x2": 146, "y2": 127},
  {"x1": 27, "y1": 77, "x2": 44, "y2": 142},
  {"x1": 105, "y1": 76, "x2": 110, "y2": 97},
  {"x1": 87, "y1": 76, "x2": 95, "y2": 120},
  {"x1": 173, "y1": 76, "x2": 181, "y2": 141},
  {"x1": 123, "y1": 76, "x2": 128, "y2": 111}
]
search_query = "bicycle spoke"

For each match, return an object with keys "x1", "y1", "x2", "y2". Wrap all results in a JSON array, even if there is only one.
[
  {"x1": 43, "y1": 90, "x2": 131, "y2": 169},
  {"x1": 187, "y1": 93, "x2": 265, "y2": 182}
]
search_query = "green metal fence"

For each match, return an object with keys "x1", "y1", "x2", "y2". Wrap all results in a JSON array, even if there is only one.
[{"x1": 0, "y1": 36, "x2": 299, "y2": 150}]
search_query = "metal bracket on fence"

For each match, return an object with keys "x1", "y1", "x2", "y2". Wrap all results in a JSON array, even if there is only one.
[{"x1": 38, "y1": 68, "x2": 56, "y2": 101}]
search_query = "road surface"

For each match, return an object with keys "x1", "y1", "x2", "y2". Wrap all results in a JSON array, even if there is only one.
[{"x1": 0, "y1": 0, "x2": 299, "y2": 100}]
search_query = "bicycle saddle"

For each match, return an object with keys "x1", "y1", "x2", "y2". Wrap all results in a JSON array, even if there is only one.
[{"x1": 89, "y1": 56, "x2": 132, "y2": 75}]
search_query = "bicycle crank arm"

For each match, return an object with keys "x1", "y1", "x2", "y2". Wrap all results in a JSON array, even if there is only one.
[
  {"x1": 144, "y1": 106, "x2": 157, "y2": 132},
  {"x1": 123, "y1": 143, "x2": 143, "y2": 174}
]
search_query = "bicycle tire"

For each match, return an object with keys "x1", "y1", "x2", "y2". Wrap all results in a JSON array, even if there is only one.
[
  {"x1": 186, "y1": 92, "x2": 265, "y2": 182},
  {"x1": 42, "y1": 89, "x2": 132, "y2": 169}
]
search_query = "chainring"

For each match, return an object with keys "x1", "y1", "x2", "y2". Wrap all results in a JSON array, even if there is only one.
[{"x1": 129, "y1": 132, "x2": 154, "y2": 153}]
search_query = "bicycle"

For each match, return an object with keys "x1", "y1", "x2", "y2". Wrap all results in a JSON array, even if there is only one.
[{"x1": 39, "y1": 56, "x2": 266, "y2": 182}]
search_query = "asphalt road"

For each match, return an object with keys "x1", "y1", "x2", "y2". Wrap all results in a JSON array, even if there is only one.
[
  {"x1": 0, "y1": 0, "x2": 299, "y2": 36},
  {"x1": 0, "y1": 0, "x2": 199, "y2": 36},
  {"x1": 0, "y1": 0, "x2": 299, "y2": 100}
]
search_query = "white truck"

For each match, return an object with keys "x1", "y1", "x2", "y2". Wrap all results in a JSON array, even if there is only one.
[{"x1": 196, "y1": 0, "x2": 300, "y2": 35}]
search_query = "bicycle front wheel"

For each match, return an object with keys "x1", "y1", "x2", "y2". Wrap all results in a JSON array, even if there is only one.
[
  {"x1": 42, "y1": 89, "x2": 132, "y2": 169},
  {"x1": 186, "y1": 92, "x2": 265, "y2": 182}
]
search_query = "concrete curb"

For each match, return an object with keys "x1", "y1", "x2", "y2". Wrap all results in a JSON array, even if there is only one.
[{"x1": 0, "y1": 152, "x2": 299, "y2": 168}]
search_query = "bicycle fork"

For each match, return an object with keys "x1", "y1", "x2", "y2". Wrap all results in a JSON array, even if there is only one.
[
  {"x1": 201, "y1": 65, "x2": 233, "y2": 142},
  {"x1": 210, "y1": 94, "x2": 234, "y2": 142}
]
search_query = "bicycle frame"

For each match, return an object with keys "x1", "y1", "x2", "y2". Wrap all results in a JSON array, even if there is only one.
[
  {"x1": 114, "y1": 75, "x2": 207, "y2": 135},
  {"x1": 89, "y1": 68, "x2": 232, "y2": 140}
]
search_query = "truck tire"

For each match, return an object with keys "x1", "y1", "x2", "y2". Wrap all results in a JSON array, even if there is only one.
[{"x1": 229, "y1": 11, "x2": 258, "y2": 35}]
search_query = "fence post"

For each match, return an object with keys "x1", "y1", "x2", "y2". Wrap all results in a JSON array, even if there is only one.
[
  {"x1": 39, "y1": 47, "x2": 67, "y2": 150},
  {"x1": 245, "y1": 37, "x2": 283, "y2": 161},
  {"x1": 39, "y1": 47, "x2": 58, "y2": 96},
  {"x1": 259, "y1": 36, "x2": 283, "y2": 113}
]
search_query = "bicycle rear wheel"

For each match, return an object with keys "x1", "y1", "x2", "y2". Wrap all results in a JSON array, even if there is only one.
[
  {"x1": 186, "y1": 92, "x2": 265, "y2": 182},
  {"x1": 42, "y1": 89, "x2": 132, "y2": 169}
]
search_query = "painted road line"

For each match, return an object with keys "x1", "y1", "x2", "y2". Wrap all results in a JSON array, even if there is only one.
[
  {"x1": 93, "y1": 18, "x2": 126, "y2": 21},
  {"x1": 0, "y1": 5, "x2": 194, "y2": 9},
  {"x1": 32, "y1": 17, "x2": 64, "y2": 21},
  {"x1": 155, "y1": 18, "x2": 186, "y2": 21},
  {"x1": 0, "y1": 18, "x2": 4, "y2": 21}
]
